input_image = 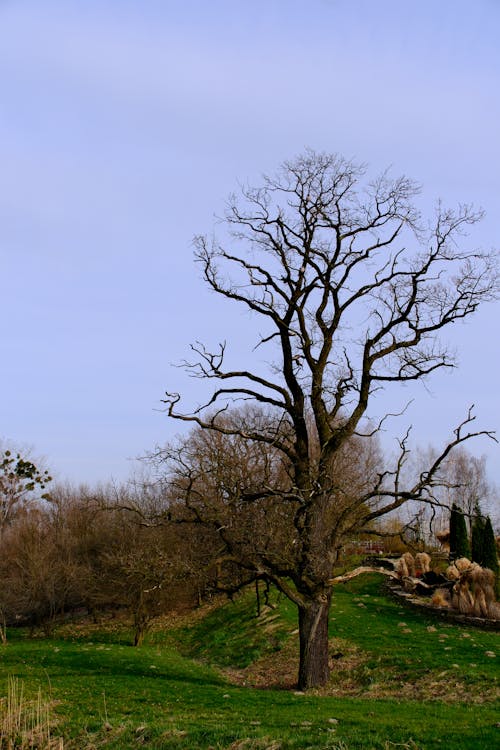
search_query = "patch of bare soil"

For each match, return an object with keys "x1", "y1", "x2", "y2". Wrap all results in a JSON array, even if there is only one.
[
  {"x1": 151, "y1": 598, "x2": 226, "y2": 631},
  {"x1": 220, "y1": 635, "x2": 366, "y2": 693},
  {"x1": 221, "y1": 634, "x2": 299, "y2": 690}
]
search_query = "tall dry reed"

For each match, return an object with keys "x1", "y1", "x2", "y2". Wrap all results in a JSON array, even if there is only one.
[{"x1": 0, "y1": 677, "x2": 63, "y2": 749}]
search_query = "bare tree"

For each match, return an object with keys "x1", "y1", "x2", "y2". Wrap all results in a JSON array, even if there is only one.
[
  {"x1": 162, "y1": 150, "x2": 498, "y2": 689},
  {"x1": 155, "y1": 406, "x2": 384, "y2": 588},
  {"x1": 441, "y1": 449, "x2": 497, "y2": 525},
  {"x1": 99, "y1": 516, "x2": 208, "y2": 646}
]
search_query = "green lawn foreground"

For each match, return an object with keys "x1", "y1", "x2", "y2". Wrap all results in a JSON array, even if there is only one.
[{"x1": 0, "y1": 574, "x2": 498, "y2": 749}]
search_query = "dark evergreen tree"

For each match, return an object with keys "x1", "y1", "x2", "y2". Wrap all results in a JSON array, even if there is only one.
[
  {"x1": 471, "y1": 512, "x2": 486, "y2": 565},
  {"x1": 449, "y1": 503, "x2": 471, "y2": 560},
  {"x1": 482, "y1": 516, "x2": 499, "y2": 575}
]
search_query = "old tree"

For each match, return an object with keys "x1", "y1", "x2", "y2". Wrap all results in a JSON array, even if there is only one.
[{"x1": 161, "y1": 152, "x2": 498, "y2": 689}]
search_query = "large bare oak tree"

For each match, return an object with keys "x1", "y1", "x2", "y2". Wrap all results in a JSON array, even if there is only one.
[{"x1": 162, "y1": 151, "x2": 498, "y2": 689}]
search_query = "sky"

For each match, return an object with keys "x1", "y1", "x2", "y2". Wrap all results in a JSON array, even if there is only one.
[{"x1": 1, "y1": 0, "x2": 499, "y2": 488}]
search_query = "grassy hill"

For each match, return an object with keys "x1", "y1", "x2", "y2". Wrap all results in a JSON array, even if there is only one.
[{"x1": 0, "y1": 574, "x2": 498, "y2": 749}]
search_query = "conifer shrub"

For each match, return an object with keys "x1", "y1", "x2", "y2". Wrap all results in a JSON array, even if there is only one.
[
  {"x1": 449, "y1": 503, "x2": 471, "y2": 561},
  {"x1": 482, "y1": 516, "x2": 499, "y2": 576},
  {"x1": 471, "y1": 512, "x2": 485, "y2": 565}
]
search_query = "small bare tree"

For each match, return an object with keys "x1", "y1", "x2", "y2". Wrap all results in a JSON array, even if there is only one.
[{"x1": 163, "y1": 150, "x2": 498, "y2": 689}]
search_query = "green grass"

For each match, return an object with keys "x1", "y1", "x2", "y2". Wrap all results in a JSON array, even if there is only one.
[
  {"x1": 0, "y1": 575, "x2": 498, "y2": 749},
  {"x1": 328, "y1": 575, "x2": 499, "y2": 697},
  {"x1": 169, "y1": 588, "x2": 295, "y2": 668}
]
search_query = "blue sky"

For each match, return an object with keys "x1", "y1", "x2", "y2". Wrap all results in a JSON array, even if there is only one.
[{"x1": 1, "y1": 0, "x2": 499, "y2": 486}]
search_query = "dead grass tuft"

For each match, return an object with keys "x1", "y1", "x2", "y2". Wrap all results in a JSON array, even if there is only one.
[
  {"x1": 431, "y1": 589, "x2": 450, "y2": 608},
  {"x1": 226, "y1": 740, "x2": 282, "y2": 750},
  {"x1": 0, "y1": 677, "x2": 63, "y2": 749}
]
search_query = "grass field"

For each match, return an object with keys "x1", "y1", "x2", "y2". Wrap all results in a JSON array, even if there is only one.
[{"x1": 0, "y1": 574, "x2": 498, "y2": 749}]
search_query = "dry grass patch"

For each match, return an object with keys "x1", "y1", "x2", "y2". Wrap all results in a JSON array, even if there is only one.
[{"x1": 0, "y1": 677, "x2": 63, "y2": 749}]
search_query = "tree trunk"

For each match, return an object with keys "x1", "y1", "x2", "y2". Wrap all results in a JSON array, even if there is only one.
[
  {"x1": 0, "y1": 610, "x2": 6, "y2": 645},
  {"x1": 297, "y1": 591, "x2": 332, "y2": 690},
  {"x1": 133, "y1": 602, "x2": 148, "y2": 647},
  {"x1": 255, "y1": 579, "x2": 261, "y2": 617},
  {"x1": 134, "y1": 626, "x2": 145, "y2": 647}
]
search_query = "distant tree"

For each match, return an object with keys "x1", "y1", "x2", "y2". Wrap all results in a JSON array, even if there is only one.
[
  {"x1": 100, "y1": 520, "x2": 190, "y2": 646},
  {"x1": 0, "y1": 509, "x2": 80, "y2": 637},
  {"x1": 444, "y1": 450, "x2": 491, "y2": 522},
  {"x1": 45, "y1": 483, "x2": 123, "y2": 620},
  {"x1": 449, "y1": 503, "x2": 471, "y2": 560},
  {"x1": 153, "y1": 404, "x2": 384, "y2": 583},
  {"x1": 372, "y1": 513, "x2": 410, "y2": 555},
  {"x1": 409, "y1": 447, "x2": 498, "y2": 545},
  {"x1": 0, "y1": 448, "x2": 53, "y2": 641}
]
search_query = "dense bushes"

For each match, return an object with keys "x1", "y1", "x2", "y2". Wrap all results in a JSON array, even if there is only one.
[{"x1": 0, "y1": 484, "x2": 218, "y2": 643}]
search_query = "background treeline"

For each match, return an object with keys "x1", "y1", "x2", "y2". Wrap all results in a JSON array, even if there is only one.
[
  {"x1": 0, "y1": 481, "x2": 224, "y2": 645},
  {"x1": 0, "y1": 439, "x2": 498, "y2": 645}
]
